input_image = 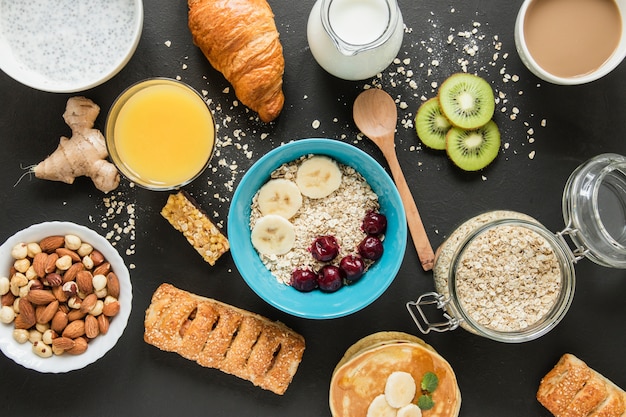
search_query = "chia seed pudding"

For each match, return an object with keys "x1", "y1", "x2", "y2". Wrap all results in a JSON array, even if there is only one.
[
  {"x1": 0, "y1": 0, "x2": 140, "y2": 88},
  {"x1": 250, "y1": 155, "x2": 380, "y2": 285}
]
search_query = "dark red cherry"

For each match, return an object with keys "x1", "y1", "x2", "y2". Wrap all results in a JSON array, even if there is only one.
[
  {"x1": 317, "y1": 265, "x2": 344, "y2": 292},
  {"x1": 310, "y1": 235, "x2": 340, "y2": 262},
  {"x1": 358, "y1": 236, "x2": 384, "y2": 260},
  {"x1": 362, "y1": 211, "x2": 387, "y2": 235},
  {"x1": 339, "y1": 255, "x2": 365, "y2": 283},
  {"x1": 290, "y1": 268, "x2": 318, "y2": 292}
]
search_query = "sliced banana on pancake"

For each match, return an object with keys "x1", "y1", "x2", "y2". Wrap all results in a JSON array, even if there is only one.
[
  {"x1": 257, "y1": 178, "x2": 303, "y2": 219},
  {"x1": 329, "y1": 331, "x2": 461, "y2": 417},
  {"x1": 384, "y1": 371, "x2": 417, "y2": 408},
  {"x1": 295, "y1": 155, "x2": 342, "y2": 198},
  {"x1": 397, "y1": 404, "x2": 422, "y2": 417},
  {"x1": 251, "y1": 214, "x2": 296, "y2": 255},
  {"x1": 366, "y1": 394, "x2": 397, "y2": 417}
]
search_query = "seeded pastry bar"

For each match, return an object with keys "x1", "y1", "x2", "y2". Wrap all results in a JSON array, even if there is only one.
[
  {"x1": 161, "y1": 191, "x2": 229, "y2": 265},
  {"x1": 144, "y1": 283, "x2": 306, "y2": 395},
  {"x1": 537, "y1": 353, "x2": 626, "y2": 417}
]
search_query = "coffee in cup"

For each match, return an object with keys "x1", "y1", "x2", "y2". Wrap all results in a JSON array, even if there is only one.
[{"x1": 515, "y1": 0, "x2": 626, "y2": 85}]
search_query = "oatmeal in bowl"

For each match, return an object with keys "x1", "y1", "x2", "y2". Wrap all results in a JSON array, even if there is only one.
[{"x1": 228, "y1": 139, "x2": 407, "y2": 319}]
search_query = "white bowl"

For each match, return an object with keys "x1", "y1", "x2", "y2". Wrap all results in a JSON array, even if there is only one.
[
  {"x1": 0, "y1": 0, "x2": 143, "y2": 92},
  {"x1": 0, "y1": 222, "x2": 132, "y2": 373}
]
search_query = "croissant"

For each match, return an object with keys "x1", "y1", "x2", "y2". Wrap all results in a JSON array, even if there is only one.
[{"x1": 188, "y1": 0, "x2": 285, "y2": 122}]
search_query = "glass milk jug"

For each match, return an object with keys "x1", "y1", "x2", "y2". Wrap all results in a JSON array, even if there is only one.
[{"x1": 307, "y1": 0, "x2": 404, "y2": 81}]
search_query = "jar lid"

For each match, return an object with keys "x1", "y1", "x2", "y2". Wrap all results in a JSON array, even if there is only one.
[{"x1": 562, "y1": 153, "x2": 626, "y2": 269}]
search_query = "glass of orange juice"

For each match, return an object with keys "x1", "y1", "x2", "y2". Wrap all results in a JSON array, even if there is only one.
[{"x1": 106, "y1": 78, "x2": 216, "y2": 190}]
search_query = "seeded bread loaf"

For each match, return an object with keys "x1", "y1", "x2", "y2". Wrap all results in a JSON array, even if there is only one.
[
  {"x1": 144, "y1": 283, "x2": 305, "y2": 395},
  {"x1": 537, "y1": 353, "x2": 626, "y2": 417}
]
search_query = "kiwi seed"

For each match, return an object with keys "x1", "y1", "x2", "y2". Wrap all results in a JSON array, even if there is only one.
[
  {"x1": 415, "y1": 98, "x2": 451, "y2": 150},
  {"x1": 445, "y1": 120, "x2": 500, "y2": 171},
  {"x1": 438, "y1": 73, "x2": 495, "y2": 130}
]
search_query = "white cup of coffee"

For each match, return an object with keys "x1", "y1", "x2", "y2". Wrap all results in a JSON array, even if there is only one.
[{"x1": 515, "y1": 0, "x2": 626, "y2": 85}]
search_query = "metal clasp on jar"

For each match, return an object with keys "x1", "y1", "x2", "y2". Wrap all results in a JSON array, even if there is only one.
[
  {"x1": 406, "y1": 292, "x2": 462, "y2": 334},
  {"x1": 556, "y1": 221, "x2": 589, "y2": 263}
]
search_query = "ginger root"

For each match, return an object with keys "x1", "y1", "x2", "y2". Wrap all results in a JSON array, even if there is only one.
[{"x1": 34, "y1": 96, "x2": 120, "y2": 193}]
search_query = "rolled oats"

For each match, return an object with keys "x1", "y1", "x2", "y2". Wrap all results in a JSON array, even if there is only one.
[
  {"x1": 250, "y1": 156, "x2": 379, "y2": 285},
  {"x1": 434, "y1": 210, "x2": 562, "y2": 332}
]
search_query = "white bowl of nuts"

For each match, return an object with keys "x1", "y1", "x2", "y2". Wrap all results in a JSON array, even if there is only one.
[{"x1": 0, "y1": 221, "x2": 132, "y2": 372}]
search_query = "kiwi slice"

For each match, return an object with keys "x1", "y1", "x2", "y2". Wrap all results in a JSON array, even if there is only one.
[
  {"x1": 438, "y1": 73, "x2": 495, "y2": 129},
  {"x1": 415, "y1": 98, "x2": 451, "y2": 150},
  {"x1": 446, "y1": 120, "x2": 500, "y2": 171}
]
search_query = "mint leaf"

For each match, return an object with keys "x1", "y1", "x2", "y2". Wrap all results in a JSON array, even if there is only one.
[
  {"x1": 417, "y1": 394, "x2": 435, "y2": 410},
  {"x1": 421, "y1": 372, "x2": 439, "y2": 393}
]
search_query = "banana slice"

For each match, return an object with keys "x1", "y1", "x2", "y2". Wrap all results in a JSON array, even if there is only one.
[
  {"x1": 396, "y1": 404, "x2": 422, "y2": 417},
  {"x1": 384, "y1": 371, "x2": 417, "y2": 409},
  {"x1": 366, "y1": 394, "x2": 397, "y2": 417},
  {"x1": 257, "y1": 178, "x2": 303, "y2": 219},
  {"x1": 251, "y1": 215, "x2": 296, "y2": 255},
  {"x1": 295, "y1": 155, "x2": 342, "y2": 199}
]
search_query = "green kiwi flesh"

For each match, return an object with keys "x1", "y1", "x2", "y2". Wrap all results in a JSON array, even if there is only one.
[
  {"x1": 415, "y1": 98, "x2": 451, "y2": 150},
  {"x1": 446, "y1": 120, "x2": 500, "y2": 171},
  {"x1": 438, "y1": 73, "x2": 495, "y2": 130}
]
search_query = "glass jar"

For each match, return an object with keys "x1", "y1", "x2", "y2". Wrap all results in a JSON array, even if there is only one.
[
  {"x1": 407, "y1": 154, "x2": 626, "y2": 343},
  {"x1": 306, "y1": 0, "x2": 404, "y2": 81}
]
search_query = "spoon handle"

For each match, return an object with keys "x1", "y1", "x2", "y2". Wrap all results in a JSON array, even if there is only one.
[{"x1": 380, "y1": 142, "x2": 435, "y2": 271}]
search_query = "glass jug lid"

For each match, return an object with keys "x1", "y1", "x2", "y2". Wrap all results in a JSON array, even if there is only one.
[{"x1": 561, "y1": 153, "x2": 626, "y2": 269}]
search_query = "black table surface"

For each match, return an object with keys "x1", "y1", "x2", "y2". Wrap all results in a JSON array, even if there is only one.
[{"x1": 1, "y1": 1, "x2": 625, "y2": 416}]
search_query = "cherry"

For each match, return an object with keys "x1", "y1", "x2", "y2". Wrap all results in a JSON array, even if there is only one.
[
  {"x1": 339, "y1": 254, "x2": 365, "y2": 283},
  {"x1": 290, "y1": 268, "x2": 318, "y2": 292},
  {"x1": 310, "y1": 235, "x2": 340, "y2": 262},
  {"x1": 358, "y1": 235, "x2": 384, "y2": 260},
  {"x1": 362, "y1": 211, "x2": 387, "y2": 235},
  {"x1": 317, "y1": 265, "x2": 344, "y2": 292}
]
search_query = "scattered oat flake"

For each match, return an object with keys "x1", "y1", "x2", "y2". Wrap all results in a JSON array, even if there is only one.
[
  {"x1": 312, "y1": 120, "x2": 321, "y2": 129},
  {"x1": 164, "y1": 40, "x2": 171, "y2": 47},
  {"x1": 529, "y1": 151, "x2": 536, "y2": 159}
]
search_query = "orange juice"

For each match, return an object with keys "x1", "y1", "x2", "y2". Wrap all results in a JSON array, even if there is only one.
[{"x1": 107, "y1": 79, "x2": 215, "y2": 189}]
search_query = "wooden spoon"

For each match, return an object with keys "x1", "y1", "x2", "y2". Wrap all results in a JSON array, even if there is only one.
[{"x1": 353, "y1": 88, "x2": 435, "y2": 271}]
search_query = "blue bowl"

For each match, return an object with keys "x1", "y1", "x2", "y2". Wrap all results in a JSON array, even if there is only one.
[{"x1": 228, "y1": 139, "x2": 407, "y2": 319}]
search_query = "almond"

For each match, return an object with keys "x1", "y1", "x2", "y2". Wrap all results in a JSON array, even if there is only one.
[
  {"x1": 106, "y1": 272, "x2": 120, "y2": 299},
  {"x1": 80, "y1": 293, "x2": 97, "y2": 314},
  {"x1": 1, "y1": 292, "x2": 16, "y2": 307},
  {"x1": 44, "y1": 253, "x2": 59, "y2": 274},
  {"x1": 63, "y1": 262, "x2": 84, "y2": 283},
  {"x1": 67, "y1": 308, "x2": 86, "y2": 322},
  {"x1": 51, "y1": 310, "x2": 69, "y2": 333},
  {"x1": 52, "y1": 285, "x2": 68, "y2": 303},
  {"x1": 36, "y1": 300, "x2": 59, "y2": 324},
  {"x1": 27, "y1": 289, "x2": 57, "y2": 305},
  {"x1": 84, "y1": 315, "x2": 99, "y2": 339},
  {"x1": 14, "y1": 314, "x2": 35, "y2": 329},
  {"x1": 97, "y1": 314, "x2": 109, "y2": 335},
  {"x1": 66, "y1": 336, "x2": 88, "y2": 355},
  {"x1": 76, "y1": 270, "x2": 94, "y2": 294},
  {"x1": 32, "y1": 252, "x2": 48, "y2": 278},
  {"x1": 55, "y1": 247, "x2": 81, "y2": 263},
  {"x1": 16, "y1": 298, "x2": 36, "y2": 328},
  {"x1": 102, "y1": 300, "x2": 120, "y2": 317},
  {"x1": 52, "y1": 336, "x2": 75, "y2": 351},
  {"x1": 93, "y1": 262, "x2": 111, "y2": 276},
  {"x1": 89, "y1": 250, "x2": 105, "y2": 267},
  {"x1": 62, "y1": 319, "x2": 85, "y2": 339},
  {"x1": 39, "y1": 236, "x2": 65, "y2": 253}
]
